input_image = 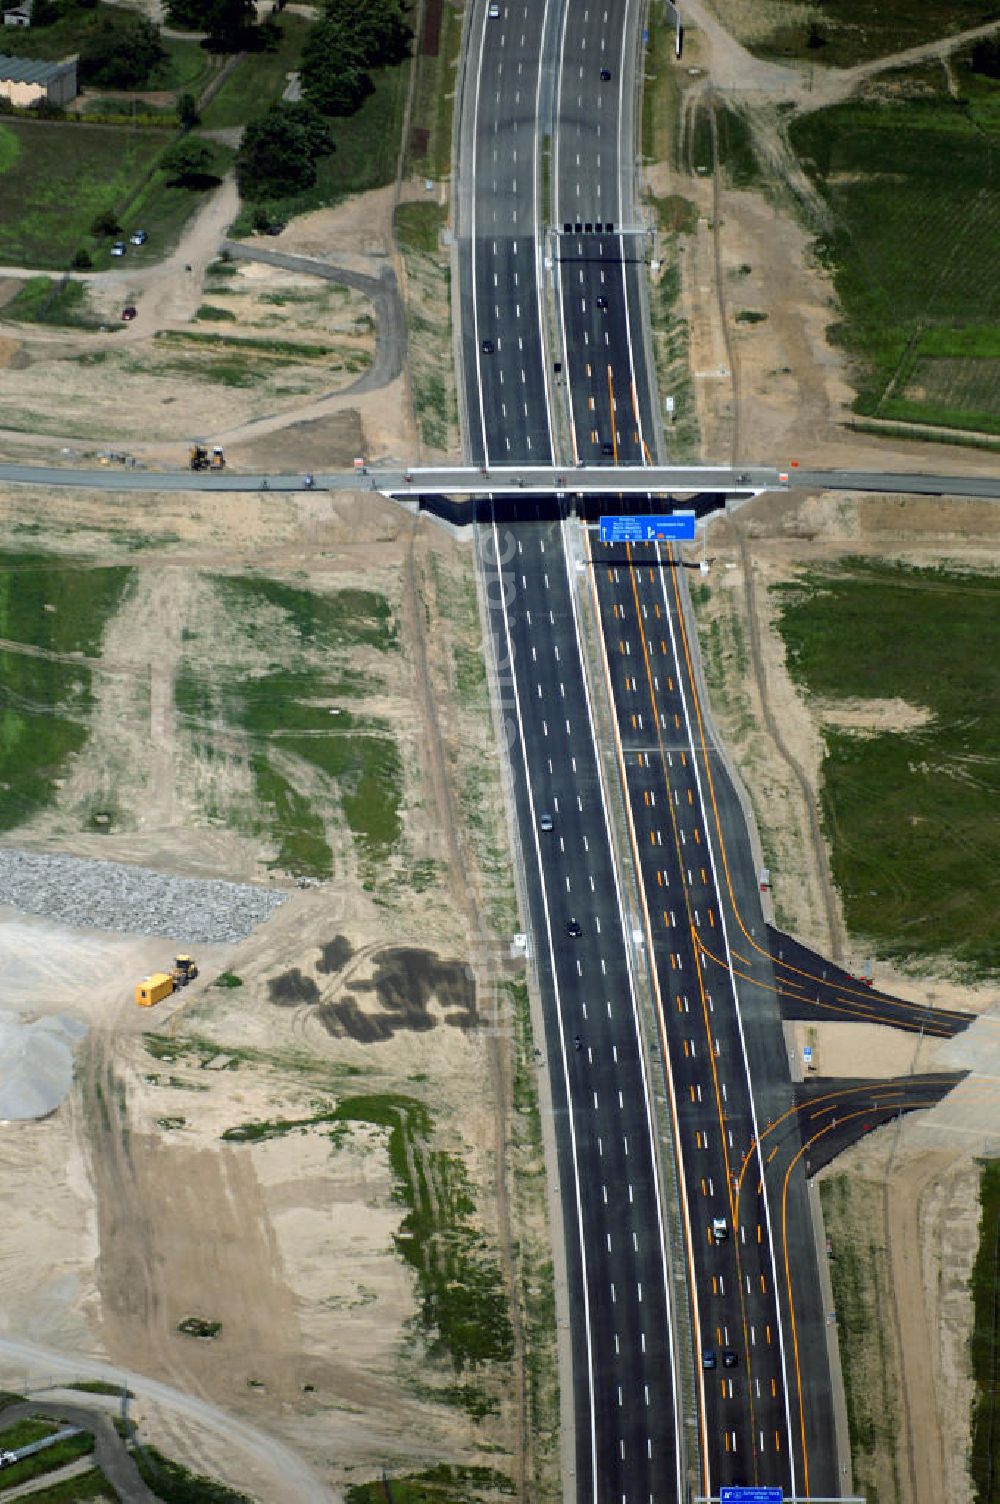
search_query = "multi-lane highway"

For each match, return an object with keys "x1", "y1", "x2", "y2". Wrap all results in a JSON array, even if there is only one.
[{"x1": 456, "y1": 0, "x2": 849, "y2": 1498}]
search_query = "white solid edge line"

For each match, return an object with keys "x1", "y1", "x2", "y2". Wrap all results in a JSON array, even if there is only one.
[
  {"x1": 533, "y1": 0, "x2": 557, "y2": 461},
  {"x1": 470, "y1": 2, "x2": 491, "y2": 464},
  {"x1": 655, "y1": 549, "x2": 800, "y2": 1497},
  {"x1": 487, "y1": 510, "x2": 600, "y2": 1503}
]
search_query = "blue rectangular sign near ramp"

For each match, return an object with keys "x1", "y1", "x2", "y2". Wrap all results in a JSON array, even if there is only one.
[
  {"x1": 600, "y1": 512, "x2": 696, "y2": 543},
  {"x1": 720, "y1": 1488, "x2": 783, "y2": 1503}
]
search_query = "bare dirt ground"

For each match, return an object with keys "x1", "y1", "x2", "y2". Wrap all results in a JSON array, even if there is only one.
[
  {"x1": 0, "y1": 182, "x2": 418, "y2": 470},
  {"x1": 0, "y1": 483, "x2": 538, "y2": 1501}
]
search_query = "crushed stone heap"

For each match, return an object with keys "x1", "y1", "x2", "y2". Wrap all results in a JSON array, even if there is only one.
[{"x1": 0, "y1": 849, "x2": 288, "y2": 944}]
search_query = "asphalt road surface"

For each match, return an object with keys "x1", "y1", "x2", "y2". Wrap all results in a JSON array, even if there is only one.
[{"x1": 459, "y1": 0, "x2": 685, "y2": 1498}]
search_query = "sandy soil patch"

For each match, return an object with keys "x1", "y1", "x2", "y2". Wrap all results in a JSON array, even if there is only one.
[{"x1": 811, "y1": 696, "x2": 933, "y2": 734}]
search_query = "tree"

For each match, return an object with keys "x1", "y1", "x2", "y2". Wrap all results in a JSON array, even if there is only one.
[
  {"x1": 236, "y1": 100, "x2": 333, "y2": 196},
  {"x1": 78, "y1": 13, "x2": 165, "y2": 88},
  {"x1": 72, "y1": 248, "x2": 93, "y2": 269},
  {"x1": 970, "y1": 37, "x2": 1000, "y2": 79},
  {"x1": 325, "y1": 0, "x2": 410, "y2": 67},
  {"x1": 163, "y1": 0, "x2": 255, "y2": 47},
  {"x1": 177, "y1": 90, "x2": 199, "y2": 127},
  {"x1": 300, "y1": 18, "x2": 371, "y2": 116},
  {"x1": 204, "y1": 0, "x2": 255, "y2": 49},
  {"x1": 91, "y1": 209, "x2": 121, "y2": 237},
  {"x1": 162, "y1": 136, "x2": 216, "y2": 185}
]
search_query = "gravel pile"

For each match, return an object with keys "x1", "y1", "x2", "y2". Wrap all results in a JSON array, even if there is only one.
[{"x1": 0, "y1": 849, "x2": 288, "y2": 943}]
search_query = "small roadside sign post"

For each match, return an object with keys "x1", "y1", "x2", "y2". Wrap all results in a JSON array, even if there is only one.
[{"x1": 599, "y1": 512, "x2": 696, "y2": 543}]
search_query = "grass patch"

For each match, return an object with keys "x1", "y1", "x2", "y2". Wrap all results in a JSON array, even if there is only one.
[
  {"x1": 405, "y1": 0, "x2": 463, "y2": 178},
  {"x1": 646, "y1": 192, "x2": 698, "y2": 235},
  {"x1": 0, "y1": 1419, "x2": 59, "y2": 1448},
  {"x1": 230, "y1": 53, "x2": 409, "y2": 229},
  {"x1": 176, "y1": 576, "x2": 401, "y2": 877},
  {"x1": 213, "y1": 576, "x2": 397, "y2": 651},
  {"x1": 0, "y1": 1431, "x2": 95, "y2": 1490},
  {"x1": 133, "y1": 1443, "x2": 250, "y2": 1503},
  {"x1": 0, "y1": 119, "x2": 231, "y2": 271},
  {"x1": 0, "y1": 119, "x2": 165, "y2": 268},
  {"x1": 641, "y1": 8, "x2": 681, "y2": 165},
  {"x1": 334, "y1": 1097, "x2": 514, "y2": 1376},
  {"x1": 200, "y1": 16, "x2": 313, "y2": 129},
  {"x1": 690, "y1": 99, "x2": 760, "y2": 186},
  {"x1": 790, "y1": 82, "x2": 1000, "y2": 433},
  {"x1": 755, "y1": 0, "x2": 1000, "y2": 67},
  {"x1": 8, "y1": 1469, "x2": 111, "y2": 1503},
  {"x1": 4, "y1": 276, "x2": 106, "y2": 329},
  {"x1": 68, "y1": 1381, "x2": 133, "y2": 1398},
  {"x1": 195, "y1": 304, "x2": 239, "y2": 322},
  {"x1": 345, "y1": 1465, "x2": 516, "y2": 1504},
  {"x1": 395, "y1": 203, "x2": 456, "y2": 451},
  {"x1": 821, "y1": 1174, "x2": 901, "y2": 1500},
  {"x1": 0, "y1": 554, "x2": 132, "y2": 832},
  {"x1": 222, "y1": 1110, "x2": 339, "y2": 1141},
  {"x1": 774, "y1": 558, "x2": 1000, "y2": 976},
  {"x1": 395, "y1": 201, "x2": 446, "y2": 254},
  {"x1": 177, "y1": 1316, "x2": 222, "y2": 1338},
  {"x1": 648, "y1": 253, "x2": 699, "y2": 460},
  {"x1": 970, "y1": 1158, "x2": 1000, "y2": 1502},
  {"x1": 150, "y1": 327, "x2": 367, "y2": 386},
  {"x1": 214, "y1": 971, "x2": 243, "y2": 988}
]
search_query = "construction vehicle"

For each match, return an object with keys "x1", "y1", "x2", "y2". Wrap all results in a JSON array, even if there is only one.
[
  {"x1": 135, "y1": 955, "x2": 198, "y2": 1007},
  {"x1": 172, "y1": 954, "x2": 199, "y2": 986},
  {"x1": 189, "y1": 445, "x2": 225, "y2": 471}
]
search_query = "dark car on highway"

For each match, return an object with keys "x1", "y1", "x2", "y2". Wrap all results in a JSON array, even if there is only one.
[{"x1": 565, "y1": 917, "x2": 583, "y2": 938}]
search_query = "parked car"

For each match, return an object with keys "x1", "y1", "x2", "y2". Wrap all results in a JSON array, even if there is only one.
[
  {"x1": 121, "y1": 306, "x2": 138, "y2": 321},
  {"x1": 111, "y1": 241, "x2": 126, "y2": 256},
  {"x1": 129, "y1": 229, "x2": 148, "y2": 246}
]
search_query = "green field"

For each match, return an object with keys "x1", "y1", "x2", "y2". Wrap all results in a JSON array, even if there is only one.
[
  {"x1": 199, "y1": 15, "x2": 313, "y2": 129},
  {"x1": 752, "y1": 0, "x2": 1000, "y2": 66},
  {"x1": 775, "y1": 559, "x2": 1000, "y2": 977},
  {"x1": 790, "y1": 66, "x2": 1000, "y2": 434},
  {"x1": 177, "y1": 577, "x2": 401, "y2": 879},
  {"x1": 0, "y1": 121, "x2": 230, "y2": 269},
  {"x1": 0, "y1": 554, "x2": 133, "y2": 832},
  {"x1": 970, "y1": 1159, "x2": 1000, "y2": 1503}
]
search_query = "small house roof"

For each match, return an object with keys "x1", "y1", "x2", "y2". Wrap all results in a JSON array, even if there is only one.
[{"x1": 0, "y1": 52, "x2": 74, "y2": 84}]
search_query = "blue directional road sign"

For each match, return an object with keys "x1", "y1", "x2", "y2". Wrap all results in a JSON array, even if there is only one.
[
  {"x1": 720, "y1": 1488, "x2": 783, "y2": 1503},
  {"x1": 600, "y1": 512, "x2": 696, "y2": 543}
]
